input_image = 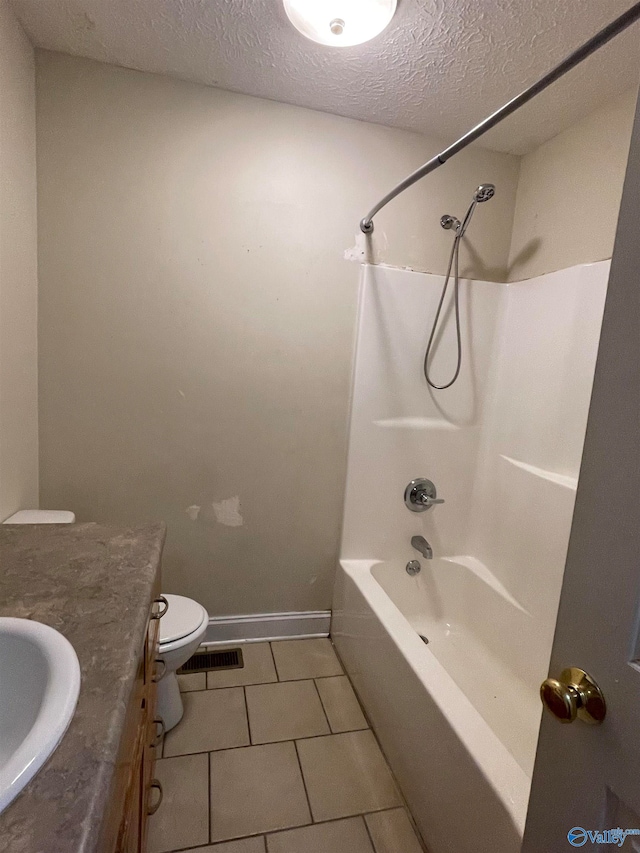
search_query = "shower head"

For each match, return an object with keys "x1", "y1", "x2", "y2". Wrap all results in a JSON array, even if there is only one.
[
  {"x1": 453, "y1": 183, "x2": 496, "y2": 238},
  {"x1": 473, "y1": 184, "x2": 495, "y2": 203}
]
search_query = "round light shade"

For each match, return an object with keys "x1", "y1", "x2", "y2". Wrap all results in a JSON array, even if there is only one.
[{"x1": 283, "y1": 0, "x2": 397, "y2": 47}]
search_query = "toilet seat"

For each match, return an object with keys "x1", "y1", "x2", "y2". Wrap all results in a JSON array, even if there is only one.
[{"x1": 159, "y1": 594, "x2": 207, "y2": 648}]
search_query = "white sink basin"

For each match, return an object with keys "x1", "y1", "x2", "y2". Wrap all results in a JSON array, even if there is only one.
[{"x1": 0, "y1": 617, "x2": 81, "y2": 813}]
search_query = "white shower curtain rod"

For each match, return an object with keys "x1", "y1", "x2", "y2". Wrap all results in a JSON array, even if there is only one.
[{"x1": 359, "y1": 1, "x2": 640, "y2": 234}]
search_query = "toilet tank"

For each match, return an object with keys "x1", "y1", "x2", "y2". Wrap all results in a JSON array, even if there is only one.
[{"x1": 3, "y1": 510, "x2": 76, "y2": 524}]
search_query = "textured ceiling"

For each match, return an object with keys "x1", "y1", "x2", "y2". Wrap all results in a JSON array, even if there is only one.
[{"x1": 10, "y1": 0, "x2": 640, "y2": 154}]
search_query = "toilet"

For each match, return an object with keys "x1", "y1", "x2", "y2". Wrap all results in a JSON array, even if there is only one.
[
  {"x1": 2, "y1": 509, "x2": 208, "y2": 732},
  {"x1": 156, "y1": 593, "x2": 208, "y2": 730}
]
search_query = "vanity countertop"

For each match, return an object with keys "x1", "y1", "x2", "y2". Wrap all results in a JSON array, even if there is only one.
[{"x1": 0, "y1": 521, "x2": 166, "y2": 853}]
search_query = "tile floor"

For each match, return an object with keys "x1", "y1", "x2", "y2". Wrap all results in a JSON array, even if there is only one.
[{"x1": 148, "y1": 638, "x2": 425, "y2": 853}]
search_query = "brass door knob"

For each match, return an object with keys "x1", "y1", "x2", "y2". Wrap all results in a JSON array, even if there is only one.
[{"x1": 540, "y1": 667, "x2": 606, "y2": 724}]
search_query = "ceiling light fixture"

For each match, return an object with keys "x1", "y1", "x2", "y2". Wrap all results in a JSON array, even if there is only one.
[{"x1": 283, "y1": 0, "x2": 397, "y2": 47}]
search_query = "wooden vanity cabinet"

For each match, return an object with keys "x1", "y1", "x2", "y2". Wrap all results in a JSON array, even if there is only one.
[{"x1": 99, "y1": 583, "x2": 165, "y2": 853}]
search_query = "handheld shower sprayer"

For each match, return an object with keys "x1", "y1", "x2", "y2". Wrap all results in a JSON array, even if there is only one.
[
  {"x1": 425, "y1": 184, "x2": 496, "y2": 390},
  {"x1": 456, "y1": 183, "x2": 495, "y2": 238},
  {"x1": 474, "y1": 183, "x2": 496, "y2": 203}
]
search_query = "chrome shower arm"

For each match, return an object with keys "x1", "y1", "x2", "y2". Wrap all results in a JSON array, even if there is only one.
[{"x1": 359, "y1": 1, "x2": 640, "y2": 234}]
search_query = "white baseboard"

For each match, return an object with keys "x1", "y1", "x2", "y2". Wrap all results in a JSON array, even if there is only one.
[{"x1": 202, "y1": 610, "x2": 331, "y2": 646}]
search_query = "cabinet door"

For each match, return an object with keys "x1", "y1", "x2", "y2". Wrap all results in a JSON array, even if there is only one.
[
  {"x1": 117, "y1": 723, "x2": 145, "y2": 853},
  {"x1": 103, "y1": 648, "x2": 145, "y2": 853}
]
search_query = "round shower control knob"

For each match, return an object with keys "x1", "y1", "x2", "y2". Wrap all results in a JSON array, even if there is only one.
[
  {"x1": 540, "y1": 667, "x2": 606, "y2": 724},
  {"x1": 404, "y1": 478, "x2": 444, "y2": 512}
]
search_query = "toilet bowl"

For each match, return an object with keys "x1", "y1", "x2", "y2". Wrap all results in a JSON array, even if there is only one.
[
  {"x1": 2, "y1": 509, "x2": 208, "y2": 733},
  {"x1": 157, "y1": 594, "x2": 209, "y2": 731}
]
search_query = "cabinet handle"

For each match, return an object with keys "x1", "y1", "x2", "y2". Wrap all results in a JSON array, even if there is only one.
[
  {"x1": 152, "y1": 658, "x2": 166, "y2": 682},
  {"x1": 152, "y1": 716, "x2": 165, "y2": 747},
  {"x1": 151, "y1": 596, "x2": 169, "y2": 619},
  {"x1": 147, "y1": 779, "x2": 163, "y2": 815}
]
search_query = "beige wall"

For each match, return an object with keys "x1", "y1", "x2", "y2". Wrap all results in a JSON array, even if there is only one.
[
  {"x1": 0, "y1": 1, "x2": 38, "y2": 521},
  {"x1": 508, "y1": 87, "x2": 638, "y2": 281},
  {"x1": 35, "y1": 51, "x2": 519, "y2": 616}
]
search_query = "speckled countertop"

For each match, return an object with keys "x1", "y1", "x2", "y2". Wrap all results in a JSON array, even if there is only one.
[{"x1": 0, "y1": 522, "x2": 166, "y2": 853}]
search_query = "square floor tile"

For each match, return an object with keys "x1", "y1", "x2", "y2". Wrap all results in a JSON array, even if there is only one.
[
  {"x1": 180, "y1": 839, "x2": 266, "y2": 853},
  {"x1": 315, "y1": 676, "x2": 368, "y2": 733},
  {"x1": 178, "y1": 671, "x2": 207, "y2": 692},
  {"x1": 207, "y1": 643, "x2": 278, "y2": 688},
  {"x1": 267, "y1": 817, "x2": 374, "y2": 853},
  {"x1": 163, "y1": 687, "x2": 249, "y2": 757},
  {"x1": 246, "y1": 680, "x2": 330, "y2": 743},
  {"x1": 209, "y1": 742, "x2": 311, "y2": 841},
  {"x1": 365, "y1": 808, "x2": 424, "y2": 853},
  {"x1": 271, "y1": 639, "x2": 343, "y2": 681},
  {"x1": 297, "y1": 730, "x2": 402, "y2": 822},
  {"x1": 147, "y1": 753, "x2": 209, "y2": 853}
]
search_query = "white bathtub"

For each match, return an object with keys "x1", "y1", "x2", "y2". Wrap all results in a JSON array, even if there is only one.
[{"x1": 332, "y1": 557, "x2": 532, "y2": 853}]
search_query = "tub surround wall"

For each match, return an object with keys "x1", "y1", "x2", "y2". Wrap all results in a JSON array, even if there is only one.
[
  {"x1": 508, "y1": 87, "x2": 637, "y2": 281},
  {"x1": 467, "y1": 263, "x2": 609, "y2": 638},
  {"x1": 341, "y1": 261, "x2": 608, "y2": 595},
  {"x1": 0, "y1": 1, "x2": 38, "y2": 520},
  {"x1": 35, "y1": 51, "x2": 519, "y2": 618},
  {"x1": 334, "y1": 259, "x2": 609, "y2": 853},
  {"x1": 340, "y1": 267, "x2": 501, "y2": 564}
]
